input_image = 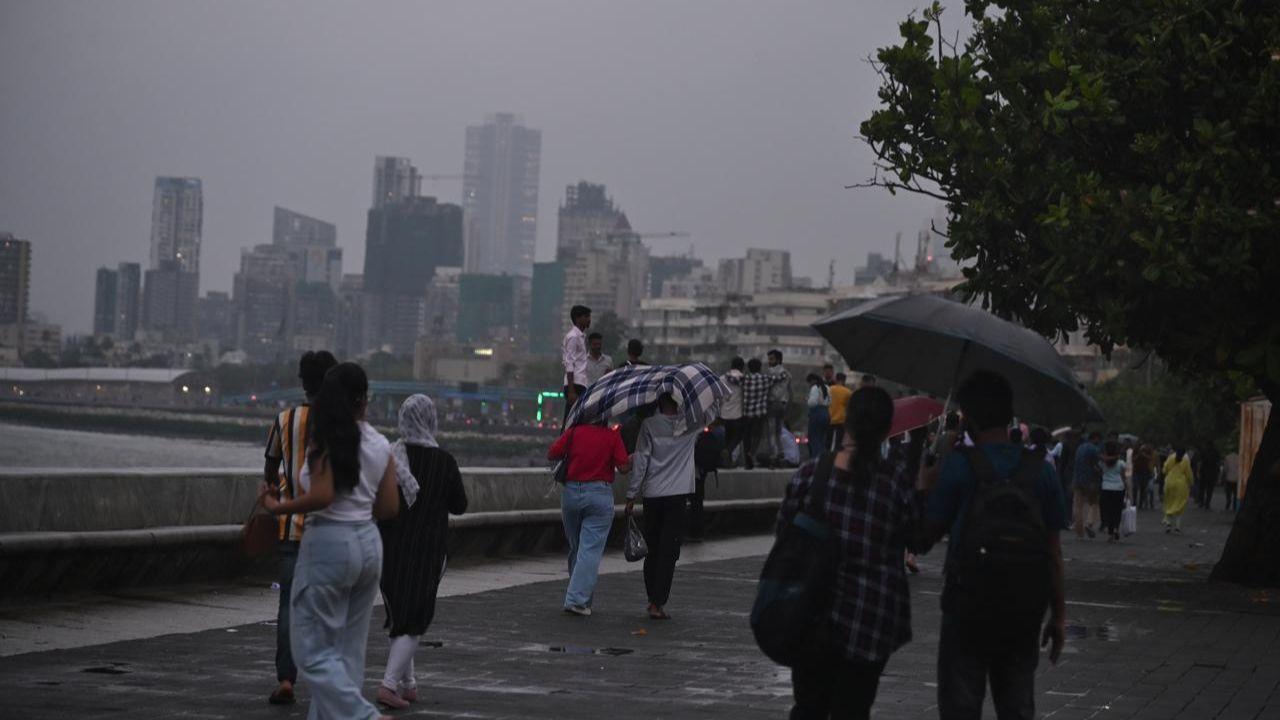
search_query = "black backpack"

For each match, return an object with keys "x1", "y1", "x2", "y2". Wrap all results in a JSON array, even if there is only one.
[
  {"x1": 750, "y1": 453, "x2": 838, "y2": 667},
  {"x1": 949, "y1": 447, "x2": 1052, "y2": 624}
]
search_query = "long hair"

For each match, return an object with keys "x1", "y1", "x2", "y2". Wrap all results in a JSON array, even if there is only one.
[
  {"x1": 1103, "y1": 440, "x2": 1120, "y2": 467},
  {"x1": 308, "y1": 362, "x2": 368, "y2": 494},
  {"x1": 844, "y1": 386, "x2": 894, "y2": 481}
]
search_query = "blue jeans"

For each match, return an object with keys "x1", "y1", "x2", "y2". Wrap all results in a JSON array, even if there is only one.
[
  {"x1": 561, "y1": 481, "x2": 615, "y2": 608},
  {"x1": 290, "y1": 520, "x2": 382, "y2": 720},
  {"x1": 806, "y1": 406, "x2": 829, "y2": 460},
  {"x1": 275, "y1": 540, "x2": 299, "y2": 683}
]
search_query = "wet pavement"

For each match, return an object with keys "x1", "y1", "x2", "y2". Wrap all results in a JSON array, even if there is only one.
[{"x1": 1, "y1": 508, "x2": 1278, "y2": 719}]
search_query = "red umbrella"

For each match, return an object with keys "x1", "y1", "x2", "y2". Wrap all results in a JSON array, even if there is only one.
[{"x1": 890, "y1": 396, "x2": 946, "y2": 437}]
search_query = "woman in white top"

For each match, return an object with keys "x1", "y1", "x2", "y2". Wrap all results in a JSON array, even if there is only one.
[
  {"x1": 261, "y1": 362, "x2": 400, "y2": 720},
  {"x1": 805, "y1": 373, "x2": 831, "y2": 461}
]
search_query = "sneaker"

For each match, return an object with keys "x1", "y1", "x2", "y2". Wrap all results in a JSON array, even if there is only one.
[
  {"x1": 564, "y1": 604, "x2": 592, "y2": 617},
  {"x1": 377, "y1": 685, "x2": 410, "y2": 709}
]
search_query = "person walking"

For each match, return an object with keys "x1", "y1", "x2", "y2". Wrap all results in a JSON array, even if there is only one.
[
  {"x1": 625, "y1": 393, "x2": 699, "y2": 620},
  {"x1": 764, "y1": 349, "x2": 792, "y2": 467},
  {"x1": 776, "y1": 386, "x2": 927, "y2": 719},
  {"x1": 262, "y1": 350, "x2": 337, "y2": 705},
  {"x1": 584, "y1": 332, "x2": 613, "y2": 386},
  {"x1": 561, "y1": 305, "x2": 591, "y2": 423},
  {"x1": 548, "y1": 419, "x2": 631, "y2": 616},
  {"x1": 1162, "y1": 447, "x2": 1194, "y2": 533},
  {"x1": 1132, "y1": 444, "x2": 1156, "y2": 510},
  {"x1": 1071, "y1": 431, "x2": 1103, "y2": 539},
  {"x1": 827, "y1": 372, "x2": 852, "y2": 455},
  {"x1": 740, "y1": 358, "x2": 772, "y2": 470},
  {"x1": 375, "y1": 395, "x2": 468, "y2": 710},
  {"x1": 925, "y1": 371, "x2": 1066, "y2": 720},
  {"x1": 1098, "y1": 441, "x2": 1130, "y2": 542},
  {"x1": 804, "y1": 373, "x2": 830, "y2": 461},
  {"x1": 1222, "y1": 451, "x2": 1241, "y2": 512},
  {"x1": 719, "y1": 357, "x2": 746, "y2": 468},
  {"x1": 259, "y1": 362, "x2": 401, "y2": 720}
]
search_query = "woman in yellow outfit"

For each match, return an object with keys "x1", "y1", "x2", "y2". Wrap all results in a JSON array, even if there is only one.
[{"x1": 1162, "y1": 447, "x2": 1194, "y2": 533}]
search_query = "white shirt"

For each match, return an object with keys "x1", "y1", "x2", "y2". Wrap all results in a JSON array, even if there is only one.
[
  {"x1": 585, "y1": 353, "x2": 613, "y2": 385},
  {"x1": 299, "y1": 421, "x2": 392, "y2": 523},
  {"x1": 807, "y1": 384, "x2": 830, "y2": 408},
  {"x1": 562, "y1": 326, "x2": 589, "y2": 387},
  {"x1": 720, "y1": 369, "x2": 744, "y2": 420}
]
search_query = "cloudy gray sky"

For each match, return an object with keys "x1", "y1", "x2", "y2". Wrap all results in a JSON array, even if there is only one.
[{"x1": 1, "y1": 0, "x2": 941, "y2": 334}]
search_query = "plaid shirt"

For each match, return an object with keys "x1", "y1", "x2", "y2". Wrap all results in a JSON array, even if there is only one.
[
  {"x1": 740, "y1": 372, "x2": 773, "y2": 418},
  {"x1": 776, "y1": 455, "x2": 924, "y2": 662}
]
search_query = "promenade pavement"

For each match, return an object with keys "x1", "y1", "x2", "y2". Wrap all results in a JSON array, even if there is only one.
[{"x1": 1, "y1": 506, "x2": 1278, "y2": 719}]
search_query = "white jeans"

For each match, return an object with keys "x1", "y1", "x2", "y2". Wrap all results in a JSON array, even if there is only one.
[{"x1": 382, "y1": 634, "x2": 419, "y2": 691}]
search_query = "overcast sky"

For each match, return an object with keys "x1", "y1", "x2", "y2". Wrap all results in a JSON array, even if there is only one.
[{"x1": 1, "y1": 0, "x2": 941, "y2": 334}]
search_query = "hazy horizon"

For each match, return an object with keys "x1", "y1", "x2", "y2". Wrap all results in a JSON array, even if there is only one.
[{"x1": 1, "y1": 0, "x2": 941, "y2": 335}]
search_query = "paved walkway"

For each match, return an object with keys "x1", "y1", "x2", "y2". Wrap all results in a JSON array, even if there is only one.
[{"x1": 2, "y1": 507, "x2": 1278, "y2": 719}]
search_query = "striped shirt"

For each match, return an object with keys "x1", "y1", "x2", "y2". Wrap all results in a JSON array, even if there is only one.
[{"x1": 264, "y1": 405, "x2": 311, "y2": 542}]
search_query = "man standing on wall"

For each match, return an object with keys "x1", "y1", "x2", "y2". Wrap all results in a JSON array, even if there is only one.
[
  {"x1": 584, "y1": 332, "x2": 613, "y2": 387},
  {"x1": 562, "y1": 305, "x2": 591, "y2": 423},
  {"x1": 827, "y1": 371, "x2": 852, "y2": 453},
  {"x1": 764, "y1": 349, "x2": 792, "y2": 468},
  {"x1": 263, "y1": 350, "x2": 337, "y2": 705}
]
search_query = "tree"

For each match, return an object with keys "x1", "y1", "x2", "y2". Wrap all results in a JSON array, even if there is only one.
[
  {"x1": 1091, "y1": 369, "x2": 1240, "y2": 450},
  {"x1": 859, "y1": 1, "x2": 1280, "y2": 585},
  {"x1": 592, "y1": 311, "x2": 630, "y2": 359}
]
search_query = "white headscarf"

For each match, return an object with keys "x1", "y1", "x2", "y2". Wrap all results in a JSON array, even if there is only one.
[{"x1": 390, "y1": 394, "x2": 439, "y2": 508}]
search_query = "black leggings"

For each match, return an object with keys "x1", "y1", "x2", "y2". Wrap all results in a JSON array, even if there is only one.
[
  {"x1": 1100, "y1": 489, "x2": 1125, "y2": 535},
  {"x1": 642, "y1": 495, "x2": 688, "y2": 607},
  {"x1": 790, "y1": 656, "x2": 887, "y2": 720}
]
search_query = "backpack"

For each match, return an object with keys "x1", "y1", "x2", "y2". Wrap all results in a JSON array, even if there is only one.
[
  {"x1": 949, "y1": 447, "x2": 1051, "y2": 624},
  {"x1": 750, "y1": 453, "x2": 838, "y2": 667}
]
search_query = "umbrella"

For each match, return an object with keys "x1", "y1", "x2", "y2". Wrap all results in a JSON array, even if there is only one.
[
  {"x1": 890, "y1": 395, "x2": 946, "y2": 437},
  {"x1": 814, "y1": 294, "x2": 1102, "y2": 427},
  {"x1": 565, "y1": 363, "x2": 730, "y2": 434}
]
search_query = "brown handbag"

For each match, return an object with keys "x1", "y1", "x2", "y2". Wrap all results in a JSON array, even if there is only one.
[{"x1": 239, "y1": 500, "x2": 279, "y2": 558}]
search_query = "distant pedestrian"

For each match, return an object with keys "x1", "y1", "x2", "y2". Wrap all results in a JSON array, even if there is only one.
[
  {"x1": 1072, "y1": 431, "x2": 1103, "y2": 539},
  {"x1": 626, "y1": 393, "x2": 700, "y2": 620},
  {"x1": 1099, "y1": 441, "x2": 1129, "y2": 542},
  {"x1": 776, "y1": 386, "x2": 926, "y2": 719},
  {"x1": 1132, "y1": 444, "x2": 1156, "y2": 510},
  {"x1": 719, "y1": 357, "x2": 746, "y2": 467},
  {"x1": 561, "y1": 305, "x2": 592, "y2": 423},
  {"x1": 549, "y1": 419, "x2": 631, "y2": 616},
  {"x1": 764, "y1": 349, "x2": 792, "y2": 467},
  {"x1": 1162, "y1": 447, "x2": 1194, "y2": 533},
  {"x1": 740, "y1": 358, "x2": 772, "y2": 470},
  {"x1": 584, "y1": 332, "x2": 613, "y2": 386},
  {"x1": 925, "y1": 370, "x2": 1066, "y2": 720},
  {"x1": 827, "y1": 372, "x2": 852, "y2": 454},
  {"x1": 1222, "y1": 451, "x2": 1240, "y2": 512},
  {"x1": 375, "y1": 394, "x2": 468, "y2": 710},
  {"x1": 261, "y1": 349, "x2": 337, "y2": 706},
  {"x1": 805, "y1": 373, "x2": 830, "y2": 461},
  {"x1": 258, "y1": 362, "x2": 401, "y2": 720},
  {"x1": 622, "y1": 338, "x2": 647, "y2": 367}
]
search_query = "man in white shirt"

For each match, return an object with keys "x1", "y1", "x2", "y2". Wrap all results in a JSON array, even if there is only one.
[
  {"x1": 585, "y1": 332, "x2": 613, "y2": 386},
  {"x1": 562, "y1": 305, "x2": 592, "y2": 422}
]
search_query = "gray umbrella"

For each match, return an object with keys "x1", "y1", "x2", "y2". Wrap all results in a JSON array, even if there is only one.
[{"x1": 813, "y1": 293, "x2": 1102, "y2": 426}]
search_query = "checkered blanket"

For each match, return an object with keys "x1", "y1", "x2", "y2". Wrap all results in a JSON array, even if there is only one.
[{"x1": 565, "y1": 363, "x2": 731, "y2": 434}]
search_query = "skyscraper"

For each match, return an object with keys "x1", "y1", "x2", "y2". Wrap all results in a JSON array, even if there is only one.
[
  {"x1": 146, "y1": 177, "x2": 203, "y2": 337},
  {"x1": 0, "y1": 233, "x2": 31, "y2": 326},
  {"x1": 93, "y1": 268, "x2": 118, "y2": 336},
  {"x1": 115, "y1": 262, "x2": 142, "y2": 340},
  {"x1": 373, "y1": 156, "x2": 422, "y2": 209},
  {"x1": 556, "y1": 182, "x2": 650, "y2": 325},
  {"x1": 273, "y1": 206, "x2": 342, "y2": 290},
  {"x1": 463, "y1": 113, "x2": 541, "y2": 278}
]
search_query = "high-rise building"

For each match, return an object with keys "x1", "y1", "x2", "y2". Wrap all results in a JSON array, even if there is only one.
[
  {"x1": 0, "y1": 233, "x2": 31, "y2": 327},
  {"x1": 556, "y1": 182, "x2": 649, "y2": 324},
  {"x1": 115, "y1": 263, "x2": 142, "y2": 340},
  {"x1": 373, "y1": 156, "x2": 421, "y2": 209},
  {"x1": 556, "y1": 181, "x2": 621, "y2": 256},
  {"x1": 146, "y1": 177, "x2": 202, "y2": 336},
  {"x1": 196, "y1": 291, "x2": 234, "y2": 348},
  {"x1": 233, "y1": 244, "x2": 297, "y2": 361},
  {"x1": 649, "y1": 255, "x2": 704, "y2": 298},
  {"x1": 142, "y1": 261, "x2": 198, "y2": 337},
  {"x1": 456, "y1": 274, "x2": 521, "y2": 344},
  {"x1": 529, "y1": 261, "x2": 565, "y2": 356},
  {"x1": 363, "y1": 192, "x2": 463, "y2": 355},
  {"x1": 93, "y1": 268, "x2": 118, "y2": 336},
  {"x1": 717, "y1": 249, "x2": 793, "y2": 295},
  {"x1": 463, "y1": 113, "x2": 541, "y2": 278},
  {"x1": 273, "y1": 206, "x2": 342, "y2": 290},
  {"x1": 424, "y1": 267, "x2": 461, "y2": 343}
]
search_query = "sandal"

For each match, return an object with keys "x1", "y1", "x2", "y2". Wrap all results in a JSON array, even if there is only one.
[
  {"x1": 268, "y1": 684, "x2": 295, "y2": 705},
  {"x1": 647, "y1": 604, "x2": 671, "y2": 620}
]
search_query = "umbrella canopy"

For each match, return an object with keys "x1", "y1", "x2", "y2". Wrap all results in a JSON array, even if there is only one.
[
  {"x1": 890, "y1": 395, "x2": 946, "y2": 437},
  {"x1": 565, "y1": 363, "x2": 730, "y2": 434},
  {"x1": 814, "y1": 294, "x2": 1102, "y2": 427}
]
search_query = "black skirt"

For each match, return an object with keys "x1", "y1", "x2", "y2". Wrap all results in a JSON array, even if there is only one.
[{"x1": 378, "y1": 446, "x2": 468, "y2": 637}]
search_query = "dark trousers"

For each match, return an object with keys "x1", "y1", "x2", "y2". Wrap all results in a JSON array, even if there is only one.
[
  {"x1": 1200, "y1": 479, "x2": 1217, "y2": 509},
  {"x1": 790, "y1": 656, "x2": 887, "y2": 720},
  {"x1": 806, "y1": 406, "x2": 829, "y2": 461},
  {"x1": 829, "y1": 425, "x2": 846, "y2": 454},
  {"x1": 562, "y1": 384, "x2": 586, "y2": 424},
  {"x1": 722, "y1": 418, "x2": 745, "y2": 467},
  {"x1": 1224, "y1": 482, "x2": 1238, "y2": 511},
  {"x1": 689, "y1": 471, "x2": 710, "y2": 539},
  {"x1": 1100, "y1": 489, "x2": 1125, "y2": 535},
  {"x1": 742, "y1": 416, "x2": 766, "y2": 469},
  {"x1": 275, "y1": 540, "x2": 299, "y2": 683},
  {"x1": 938, "y1": 611, "x2": 1039, "y2": 720},
  {"x1": 1133, "y1": 472, "x2": 1152, "y2": 509},
  {"x1": 642, "y1": 495, "x2": 687, "y2": 607}
]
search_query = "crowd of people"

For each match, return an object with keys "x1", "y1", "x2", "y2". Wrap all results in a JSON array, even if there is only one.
[{"x1": 247, "y1": 303, "x2": 1239, "y2": 720}]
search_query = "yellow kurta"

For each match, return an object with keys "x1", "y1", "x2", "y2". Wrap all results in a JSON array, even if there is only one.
[{"x1": 1162, "y1": 454, "x2": 1193, "y2": 516}]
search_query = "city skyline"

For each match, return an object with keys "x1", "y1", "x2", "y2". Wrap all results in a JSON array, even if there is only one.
[{"x1": 0, "y1": 1, "x2": 942, "y2": 335}]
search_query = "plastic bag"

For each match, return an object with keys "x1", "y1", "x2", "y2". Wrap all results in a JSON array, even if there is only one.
[
  {"x1": 624, "y1": 516, "x2": 648, "y2": 562},
  {"x1": 1121, "y1": 502, "x2": 1137, "y2": 536}
]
